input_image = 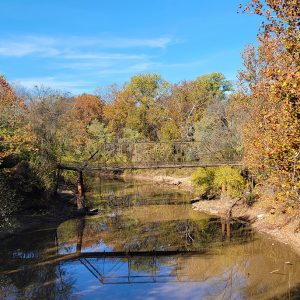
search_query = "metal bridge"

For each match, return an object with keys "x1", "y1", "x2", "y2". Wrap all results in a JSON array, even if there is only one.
[
  {"x1": 58, "y1": 141, "x2": 242, "y2": 172},
  {"x1": 56, "y1": 141, "x2": 242, "y2": 211}
]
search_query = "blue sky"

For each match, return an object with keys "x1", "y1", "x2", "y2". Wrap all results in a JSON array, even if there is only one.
[{"x1": 0, "y1": 0, "x2": 262, "y2": 94}]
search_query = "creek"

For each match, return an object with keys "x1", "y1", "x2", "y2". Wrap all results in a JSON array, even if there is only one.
[{"x1": 0, "y1": 176, "x2": 299, "y2": 299}]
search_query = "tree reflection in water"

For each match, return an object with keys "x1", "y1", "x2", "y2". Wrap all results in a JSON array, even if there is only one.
[
  {"x1": 0, "y1": 228, "x2": 75, "y2": 300},
  {"x1": 0, "y1": 178, "x2": 299, "y2": 300}
]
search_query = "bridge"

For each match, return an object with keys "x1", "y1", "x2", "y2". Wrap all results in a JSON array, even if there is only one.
[
  {"x1": 57, "y1": 141, "x2": 242, "y2": 211},
  {"x1": 58, "y1": 141, "x2": 242, "y2": 171},
  {"x1": 64, "y1": 250, "x2": 212, "y2": 285}
]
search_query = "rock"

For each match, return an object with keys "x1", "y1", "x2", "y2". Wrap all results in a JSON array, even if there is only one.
[
  {"x1": 257, "y1": 214, "x2": 265, "y2": 219},
  {"x1": 191, "y1": 198, "x2": 200, "y2": 204},
  {"x1": 171, "y1": 180, "x2": 181, "y2": 185},
  {"x1": 87, "y1": 208, "x2": 99, "y2": 215}
]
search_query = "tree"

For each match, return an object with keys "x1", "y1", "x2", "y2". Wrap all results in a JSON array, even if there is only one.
[
  {"x1": 0, "y1": 76, "x2": 29, "y2": 167},
  {"x1": 194, "y1": 96, "x2": 243, "y2": 160},
  {"x1": 237, "y1": 1, "x2": 300, "y2": 206},
  {"x1": 62, "y1": 93, "x2": 106, "y2": 162},
  {"x1": 166, "y1": 73, "x2": 232, "y2": 140},
  {"x1": 69, "y1": 93, "x2": 103, "y2": 126},
  {"x1": 104, "y1": 73, "x2": 170, "y2": 141},
  {"x1": 27, "y1": 87, "x2": 71, "y2": 190}
]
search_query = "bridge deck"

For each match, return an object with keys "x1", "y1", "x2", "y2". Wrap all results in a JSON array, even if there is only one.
[{"x1": 59, "y1": 162, "x2": 242, "y2": 171}]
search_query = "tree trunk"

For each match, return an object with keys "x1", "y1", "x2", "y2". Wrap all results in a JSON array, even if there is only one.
[
  {"x1": 221, "y1": 183, "x2": 230, "y2": 202},
  {"x1": 77, "y1": 170, "x2": 86, "y2": 213}
]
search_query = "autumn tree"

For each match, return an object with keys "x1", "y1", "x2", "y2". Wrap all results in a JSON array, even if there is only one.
[
  {"x1": 194, "y1": 96, "x2": 243, "y2": 160},
  {"x1": 104, "y1": 73, "x2": 170, "y2": 141},
  {"x1": 62, "y1": 93, "x2": 106, "y2": 162},
  {"x1": 26, "y1": 87, "x2": 72, "y2": 190},
  {"x1": 166, "y1": 73, "x2": 232, "y2": 141},
  {"x1": 0, "y1": 76, "x2": 30, "y2": 167},
  {"x1": 237, "y1": 0, "x2": 300, "y2": 206}
]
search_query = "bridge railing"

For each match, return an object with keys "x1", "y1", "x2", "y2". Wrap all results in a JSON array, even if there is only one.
[{"x1": 59, "y1": 141, "x2": 242, "y2": 170}]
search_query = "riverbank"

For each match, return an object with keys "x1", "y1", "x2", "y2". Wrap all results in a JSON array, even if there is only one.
[
  {"x1": 121, "y1": 169, "x2": 300, "y2": 257},
  {"x1": 121, "y1": 169, "x2": 195, "y2": 191}
]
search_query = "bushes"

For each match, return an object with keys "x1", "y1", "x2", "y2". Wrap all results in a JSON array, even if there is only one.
[
  {"x1": 191, "y1": 166, "x2": 246, "y2": 198},
  {"x1": 214, "y1": 166, "x2": 246, "y2": 197},
  {"x1": 190, "y1": 168, "x2": 215, "y2": 197}
]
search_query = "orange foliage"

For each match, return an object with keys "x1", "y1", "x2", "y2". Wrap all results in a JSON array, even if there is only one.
[
  {"x1": 71, "y1": 93, "x2": 103, "y2": 126},
  {"x1": 62, "y1": 93, "x2": 104, "y2": 152},
  {"x1": 237, "y1": 1, "x2": 300, "y2": 205},
  {"x1": 0, "y1": 76, "x2": 33, "y2": 162}
]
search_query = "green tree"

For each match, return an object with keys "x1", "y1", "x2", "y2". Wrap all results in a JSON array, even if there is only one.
[
  {"x1": 104, "y1": 73, "x2": 170, "y2": 141},
  {"x1": 166, "y1": 73, "x2": 233, "y2": 140}
]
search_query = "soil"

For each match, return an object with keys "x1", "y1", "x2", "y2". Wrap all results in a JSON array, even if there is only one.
[{"x1": 121, "y1": 171, "x2": 194, "y2": 191}]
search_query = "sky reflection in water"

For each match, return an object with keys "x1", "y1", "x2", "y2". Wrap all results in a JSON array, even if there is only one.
[{"x1": 0, "y1": 178, "x2": 300, "y2": 300}]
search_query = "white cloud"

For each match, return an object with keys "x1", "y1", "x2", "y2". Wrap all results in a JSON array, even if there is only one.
[
  {"x1": 60, "y1": 36, "x2": 172, "y2": 49},
  {"x1": 13, "y1": 76, "x2": 94, "y2": 94},
  {"x1": 0, "y1": 42, "x2": 59, "y2": 57},
  {"x1": 57, "y1": 53, "x2": 151, "y2": 70},
  {"x1": 2, "y1": 34, "x2": 218, "y2": 93},
  {"x1": 62, "y1": 53, "x2": 148, "y2": 60},
  {"x1": 0, "y1": 35, "x2": 173, "y2": 58}
]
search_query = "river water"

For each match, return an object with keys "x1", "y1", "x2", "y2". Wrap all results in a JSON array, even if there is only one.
[{"x1": 0, "y1": 177, "x2": 300, "y2": 299}]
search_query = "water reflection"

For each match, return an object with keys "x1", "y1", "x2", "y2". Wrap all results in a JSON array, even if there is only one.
[
  {"x1": 0, "y1": 228, "x2": 75, "y2": 300},
  {"x1": 0, "y1": 178, "x2": 300, "y2": 300}
]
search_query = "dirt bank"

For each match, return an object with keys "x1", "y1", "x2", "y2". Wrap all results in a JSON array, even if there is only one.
[
  {"x1": 122, "y1": 169, "x2": 300, "y2": 257},
  {"x1": 121, "y1": 169, "x2": 194, "y2": 191}
]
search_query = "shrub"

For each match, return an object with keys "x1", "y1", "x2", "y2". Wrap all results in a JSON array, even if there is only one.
[
  {"x1": 213, "y1": 166, "x2": 246, "y2": 197},
  {"x1": 191, "y1": 166, "x2": 247, "y2": 198},
  {"x1": 190, "y1": 168, "x2": 215, "y2": 196}
]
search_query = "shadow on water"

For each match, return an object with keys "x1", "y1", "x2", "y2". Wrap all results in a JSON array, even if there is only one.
[{"x1": 0, "y1": 176, "x2": 300, "y2": 299}]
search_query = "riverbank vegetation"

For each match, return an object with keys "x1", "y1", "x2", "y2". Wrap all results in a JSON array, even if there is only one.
[
  {"x1": 191, "y1": 166, "x2": 246, "y2": 199},
  {"x1": 0, "y1": 0, "x2": 299, "y2": 228}
]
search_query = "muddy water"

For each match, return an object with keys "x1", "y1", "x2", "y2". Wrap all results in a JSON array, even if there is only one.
[{"x1": 0, "y1": 177, "x2": 299, "y2": 300}]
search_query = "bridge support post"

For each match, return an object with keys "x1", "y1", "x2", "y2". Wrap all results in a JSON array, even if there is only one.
[
  {"x1": 77, "y1": 170, "x2": 86, "y2": 213},
  {"x1": 76, "y1": 217, "x2": 85, "y2": 253}
]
